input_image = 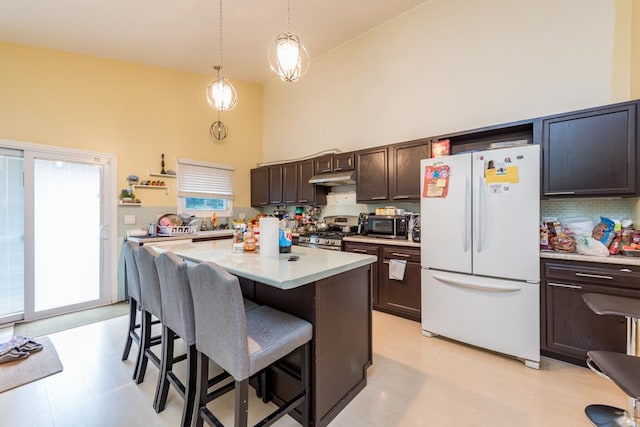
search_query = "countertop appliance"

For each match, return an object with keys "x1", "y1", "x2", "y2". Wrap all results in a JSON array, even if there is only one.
[
  {"x1": 411, "y1": 226, "x2": 421, "y2": 243},
  {"x1": 362, "y1": 215, "x2": 408, "y2": 239},
  {"x1": 420, "y1": 144, "x2": 540, "y2": 369}
]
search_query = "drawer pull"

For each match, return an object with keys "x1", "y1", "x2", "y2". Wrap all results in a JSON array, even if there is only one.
[
  {"x1": 545, "y1": 191, "x2": 576, "y2": 195},
  {"x1": 575, "y1": 272, "x2": 613, "y2": 280},
  {"x1": 371, "y1": 196, "x2": 386, "y2": 200},
  {"x1": 548, "y1": 282, "x2": 582, "y2": 289},
  {"x1": 298, "y1": 199, "x2": 308, "y2": 203},
  {"x1": 351, "y1": 249, "x2": 368, "y2": 254},
  {"x1": 620, "y1": 268, "x2": 632, "y2": 273},
  {"x1": 390, "y1": 253, "x2": 411, "y2": 258}
]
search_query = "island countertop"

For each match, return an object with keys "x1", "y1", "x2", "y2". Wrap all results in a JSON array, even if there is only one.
[{"x1": 154, "y1": 239, "x2": 377, "y2": 290}]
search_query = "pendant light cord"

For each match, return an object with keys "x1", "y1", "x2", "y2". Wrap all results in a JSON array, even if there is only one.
[
  {"x1": 219, "y1": 0, "x2": 224, "y2": 70},
  {"x1": 287, "y1": 0, "x2": 291, "y2": 35}
]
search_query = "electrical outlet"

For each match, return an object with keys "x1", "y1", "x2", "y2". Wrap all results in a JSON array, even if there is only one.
[{"x1": 124, "y1": 215, "x2": 136, "y2": 225}]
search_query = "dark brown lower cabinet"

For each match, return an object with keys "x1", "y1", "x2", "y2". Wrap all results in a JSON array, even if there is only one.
[
  {"x1": 541, "y1": 258, "x2": 640, "y2": 366},
  {"x1": 343, "y1": 241, "x2": 379, "y2": 307},
  {"x1": 379, "y1": 246, "x2": 421, "y2": 321},
  {"x1": 344, "y1": 240, "x2": 421, "y2": 321}
]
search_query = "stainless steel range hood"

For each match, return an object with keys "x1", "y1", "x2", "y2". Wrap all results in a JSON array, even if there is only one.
[{"x1": 308, "y1": 170, "x2": 356, "y2": 186}]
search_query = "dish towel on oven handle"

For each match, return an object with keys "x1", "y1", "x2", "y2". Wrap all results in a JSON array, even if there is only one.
[{"x1": 389, "y1": 259, "x2": 407, "y2": 281}]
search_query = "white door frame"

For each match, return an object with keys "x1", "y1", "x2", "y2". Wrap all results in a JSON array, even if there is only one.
[{"x1": 0, "y1": 138, "x2": 118, "y2": 320}]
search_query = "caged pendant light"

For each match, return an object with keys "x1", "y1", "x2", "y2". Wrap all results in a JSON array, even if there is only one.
[
  {"x1": 206, "y1": 0, "x2": 237, "y2": 111},
  {"x1": 268, "y1": 0, "x2": 309, "y2": 82}
]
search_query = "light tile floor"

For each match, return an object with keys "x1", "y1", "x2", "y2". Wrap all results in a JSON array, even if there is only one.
[{"x1": 0, "y1": 310, "x2": 626, "y2": 426}]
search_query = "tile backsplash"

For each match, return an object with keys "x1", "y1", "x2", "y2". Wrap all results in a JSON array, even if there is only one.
[{"x1": 540, "y1": 198, "x2": 635, "y2": 225}]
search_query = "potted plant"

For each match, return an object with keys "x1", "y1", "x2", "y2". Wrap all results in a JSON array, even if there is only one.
[{"x1": 121, "y1": 189, "x2": 134, "y2": 202}]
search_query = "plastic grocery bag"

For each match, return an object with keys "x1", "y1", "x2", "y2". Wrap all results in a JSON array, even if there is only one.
[{"x1": 576, "y1": 236, "x2": 610, "y2": 257}]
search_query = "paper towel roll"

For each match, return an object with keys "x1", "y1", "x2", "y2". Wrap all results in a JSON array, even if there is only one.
[{"x1": 259, "y1": 217, "x2": 279, "y2": 258}]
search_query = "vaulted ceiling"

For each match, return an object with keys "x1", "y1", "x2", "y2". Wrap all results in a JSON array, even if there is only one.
[{"x1": 0, "y1": 0, "x2": 428, "y2": 82}]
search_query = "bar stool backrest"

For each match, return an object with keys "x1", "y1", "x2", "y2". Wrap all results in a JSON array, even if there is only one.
[
  {"x1": 134, "y1": 245, "x2": 163, "y2": 319},
  {"x1": 188, "y1": 261, "x2": 249, "y2": 380},
  {"x1": 123, "y1": 242, "x2": 141, "y2": 303},
  {"x1": 155, "y1": 252, "x2": 196, "y2": 345}
]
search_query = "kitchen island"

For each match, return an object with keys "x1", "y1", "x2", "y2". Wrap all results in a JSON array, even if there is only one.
[{"x1": 154, "y1": 240, "x2": 377, "y2": 426}]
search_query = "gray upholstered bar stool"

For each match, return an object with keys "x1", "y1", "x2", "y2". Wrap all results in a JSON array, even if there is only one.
[
  {"x1": 188, "y1": 261, "x2": 312, "y2": 427},
  {"x1": 122, "y1": 242, "x2": 161, "y2": 380},
  {"x1": 134, "y1": 245, "x2": 173, "y2": 384},
  {"x1": 582, "y1": 293, "x2": 640, "y2": 426},
  {"x1": 153, "y1": 252, "x2": 263, "y2": 427},
  {"x1": 121, "y1": 242, "x2": 142, "y2": 362},
  {"x1": 153, "y1": 251, "x2": 200, "y2": 427}
]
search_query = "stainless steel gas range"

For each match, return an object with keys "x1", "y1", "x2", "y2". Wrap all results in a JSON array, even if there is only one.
[{"x1": 297, "y1": 231, "x2": 357, "y2": 251}]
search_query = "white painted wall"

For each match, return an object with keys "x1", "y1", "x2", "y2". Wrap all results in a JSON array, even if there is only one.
[{"x1": 263, "y1": 0, "x2": 629, "y2": 163}]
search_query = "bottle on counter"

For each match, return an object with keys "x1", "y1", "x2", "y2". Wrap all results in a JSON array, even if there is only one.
[
  {"x1": 244, "y1": 226, "x2": 256, "y2": 252},
  {"x1": 279, "y1": 225, "x2": 292, "y2": 253}
]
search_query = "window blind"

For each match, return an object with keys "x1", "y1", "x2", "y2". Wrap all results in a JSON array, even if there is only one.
[{"x1": 177, "y1": 158, "x2": 234, "y2": 200}]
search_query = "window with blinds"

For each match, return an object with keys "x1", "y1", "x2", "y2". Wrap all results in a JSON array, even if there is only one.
[{"x1": 177, "y1": 158, "x2": 234, "y2": 217}]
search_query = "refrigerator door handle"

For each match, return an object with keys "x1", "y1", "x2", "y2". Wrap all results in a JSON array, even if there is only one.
[
  {"x1": 462, "y1": 178, "x2": 469, "y2": 252},
  {"x1": 474, "y1": 178, "x2": 482, "y2": 253},
  {"x1": 432, "y1": 273, "x2": 523, "y2": 293}
]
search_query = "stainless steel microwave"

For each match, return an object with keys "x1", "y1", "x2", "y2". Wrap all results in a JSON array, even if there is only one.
[{"x1": 363, "y1": 215, "x2": 408, "y2": 239}]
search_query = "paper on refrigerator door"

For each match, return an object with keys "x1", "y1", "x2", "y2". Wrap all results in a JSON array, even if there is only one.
[
  {"x1": 389, "y1": 259, "x2": 407, "y2": 280},
  {"x1": 422, "y1": 164, "x2": 450, "y2": 198}
]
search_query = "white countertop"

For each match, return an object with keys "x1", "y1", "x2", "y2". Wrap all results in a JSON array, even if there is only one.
[
  {"x1": 343, "y1": 235, "x2": 421, "y2": 248},
  {"x1": 127, "y1": 229, "x2": 233, "y2": 244},
  {"x1": 153, "y1": 240, "x2": 377, "y2": 290},
  {"x1": 540, "y1": 251, "x2": 640, "y2": 266}
]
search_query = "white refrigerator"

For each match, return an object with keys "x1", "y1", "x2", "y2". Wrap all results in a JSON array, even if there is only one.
[{"x1": 420, "y1": 144, "x2": 540, "y2": 368}]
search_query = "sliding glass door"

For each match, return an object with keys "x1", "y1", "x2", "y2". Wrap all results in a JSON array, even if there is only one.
[
  {"x1": 0, "y1": 149, "x2": 24, "y2": 323},
  {"x1": 30, "y1": 157, "x2": 105, "y2": 314}
]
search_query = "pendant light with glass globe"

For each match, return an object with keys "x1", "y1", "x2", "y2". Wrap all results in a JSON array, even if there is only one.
[
  {"x1": 268, "y1": 0, "x2": 309, "y2": 82},
  {"x1": 206, "y1": 0, "x2": 237, "y2": 110}
]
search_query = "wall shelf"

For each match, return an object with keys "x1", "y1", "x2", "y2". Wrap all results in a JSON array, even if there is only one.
[
  {"x1": 149, "y1": 172, "x2": 176, "y2": 178},
  {"x1": 132, "y1": 184, "x2": 169, "y2": 195},
  {"x1": 119, "y1": 201, "x2": 143, "y2": 206}
]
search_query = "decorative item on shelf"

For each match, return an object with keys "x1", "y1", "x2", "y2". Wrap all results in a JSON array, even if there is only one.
[
  {"x1": 120, "y1": 189, "x2": 140, "y2": 204},
  {"x1": 160, "y1": 154, "x2": 166, "y2": 175},
  {"x1": 126, "y1": 174, "x2": 139, "y2": 185},
  {"x1": 205, "y1": 0, "x2": 237, "y2": 111},
  {"x1": 268, "y1": 0, "x2": 309, "y2": 82}
]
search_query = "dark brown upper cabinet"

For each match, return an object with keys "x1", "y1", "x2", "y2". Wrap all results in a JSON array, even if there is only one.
[
  {"x1": 268, "y1": 164, "x2": 283, "y2": 205},
  {"x1": 282, "y1": 162, "x2": 298, "y2": 205},
  {"x1": 313, "y1": 155, "x2": 333, "y2": 174},
  {"x1": 389, "y1": 139, "x2": 430, "y2": 201},
  {"x1": 250, "y1": 167, "x2": 269, "y2": 207},
  {"x1": 313, "y1": 152, "x2": 355, "y2": 174},
  {"x1": 333, "y1": 152, "x2": 355, "y2": 172},
  {"x1": 542, "y1": 102, "x2": 638, "y2": 197},
  {"x1": 356, "y1": 147, "x2": 389, "y2": 202},
  {"x1": 297, "y1": 159, "x2": 327, "y2": 205}
]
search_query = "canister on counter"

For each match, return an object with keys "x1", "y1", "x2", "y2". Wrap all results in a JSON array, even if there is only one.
[{"x1": 232, "y1": 225, "x2": 244, "y2": 253}]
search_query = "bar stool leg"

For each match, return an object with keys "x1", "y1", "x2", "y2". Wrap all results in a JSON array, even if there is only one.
[
  {"x1": 122, "y1": 299, "x2": 138, "y2": 361},
  {"x1": 135, "y1": 311, "x2": 152, "y2": 383},
  {"x1": 234, "y1": 379, "x2": 249, "y2": 427},
  {"x1": 154, "y1": 325, "x2": 174, "y2": 412}
]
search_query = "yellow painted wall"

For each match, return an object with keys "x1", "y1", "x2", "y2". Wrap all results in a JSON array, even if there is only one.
[
  {"x1": 0, "y1": 41, "x2": 263, "y2": 207},
  {"x1": 632, "y1": 0, "x2": 640, "y2": 98}
]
